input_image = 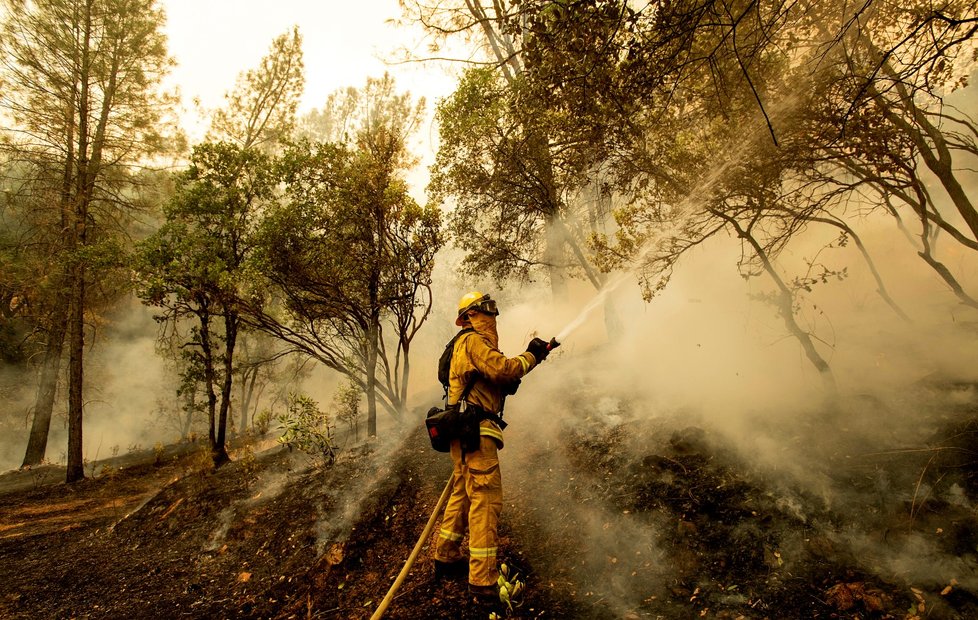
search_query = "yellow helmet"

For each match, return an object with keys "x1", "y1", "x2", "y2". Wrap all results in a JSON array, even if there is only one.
[{"x1": 455, "y1": 291, "x2": 498, "y2": 326}]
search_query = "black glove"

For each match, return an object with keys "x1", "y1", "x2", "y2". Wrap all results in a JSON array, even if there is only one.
[{"x1": 526, "y1": 337, "x2": 550, "y2": 362}]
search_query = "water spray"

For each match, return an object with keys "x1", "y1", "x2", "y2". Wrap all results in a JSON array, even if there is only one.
[
  {"x1": 553, "y1": 270, "x2": 634, "y2": 344},
  {"x1": 545, "y1": 160, "x2": 736, "y2": 349},
  {"x1": 548, "y1": 104, "x2": 786, "y2": 349}
]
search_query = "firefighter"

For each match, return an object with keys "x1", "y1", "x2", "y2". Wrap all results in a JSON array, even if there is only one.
[{"x1": 433, "y1": 291, "x2": 552, "y2": 600}]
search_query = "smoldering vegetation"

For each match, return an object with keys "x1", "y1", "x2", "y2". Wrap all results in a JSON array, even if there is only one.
[{"x1": 474, "y1": 216, "x2": 978, "y2": 617}]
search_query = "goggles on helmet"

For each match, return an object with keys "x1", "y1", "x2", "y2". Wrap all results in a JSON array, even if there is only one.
[{"x1": 461, "y1": 294, "x2": 498, "y2": 317}]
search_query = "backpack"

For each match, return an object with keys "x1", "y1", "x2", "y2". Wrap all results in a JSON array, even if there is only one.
[
  {"x1": 437, "y1": 328, "x2": 473, "y2": 396},
  {"x1": 425, "y1": 327, "x2": 479, "y2": 452}
]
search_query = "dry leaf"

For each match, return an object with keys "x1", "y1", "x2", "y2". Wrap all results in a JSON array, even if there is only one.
[{"x1": 326, "y1": 543, "x2": 344, "y2": 566}]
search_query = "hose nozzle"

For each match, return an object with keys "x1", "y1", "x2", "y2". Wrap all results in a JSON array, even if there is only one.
[{"x1": 547, "y1": 337, "x2": 560, "y2": 351}]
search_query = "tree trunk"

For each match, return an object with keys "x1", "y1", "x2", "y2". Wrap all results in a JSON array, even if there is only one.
[
  {"x1": 214, "y1": 310, "x2": 237, "y2": 466},
  {"x1": 199, "y1": 305, "x2": 218, "y2": 450},
  {"x1": 870, "y1": 64, "x2": 978, "y2": 241},
  {"x1": 918, "y1": 250, "x2": 978, "y2": 309},
  {"x1": 366, "y1": 200, "x2": 381, "y2": 437},
  {"x1": 399, "y1": 341, "x2": 410, "y2": 415},
  {"x1": 240, "y1": 366, "x2": 258, "y2": 435},
  {"x1": 181, "y1": 387, "x2": 197, "y2": 440},
  {"x1": 21, "y1": 314, "x2": 67, "y2": 467},
  {"x1": 366, "y1": 311, "x2": 379, "y2": 438},
  {"x1": 893, "y1": 96, "x2": 978, "y2": 242},
  {"x1": 65, "y1": 265, "x2": 86, "y2": 483},
  {"x1": 65, "y1": 0, "x2": 95, "y2": 485},
  {"x1": 544, "y1": 218, "x2": 569, "y2": 303}
]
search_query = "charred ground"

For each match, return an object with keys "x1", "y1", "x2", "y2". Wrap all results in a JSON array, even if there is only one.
[{"x1": 1, "y1": 384, "x2": 977, "y2": 619}]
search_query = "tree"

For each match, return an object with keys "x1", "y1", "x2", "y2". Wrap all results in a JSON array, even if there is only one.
[
  {"x1": 795, "y1": 5, "x2": 978, "y2": 307},
  {"x1": 404, "y1": 0, "x2": 614, "y2": 305},
  {"x1": 1, "y1": 0, "x2": 177, "y2": 479},
  {"x1": 208, "y1": 27, "x2": 305, "y2": 152},
  {"x1": 136, "y1": 28, "x2": 305, "y2": 465},
  {"x1": 244, "y1": 75, "x2": 441, "y2": 438},
  {"x1": 136, "y1": 143, "x2": 276, "y2": 465},
  {"x1": 521, "y1": 0, "x2": 847, "y2": 386},
  {"x1": 250, "y1": 132, "x2": 441, "y2": 437},
  {"x1": 489, "y1": 0, "x2": 978, "y2": 390},
  {"x1": 429, "y1": 68, "x2": 564, "y2": 283}
]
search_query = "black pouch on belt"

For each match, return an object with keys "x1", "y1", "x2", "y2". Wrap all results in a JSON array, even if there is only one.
[
  {"x1": 425, "y1": 403, "x2": 460, "y2": 452},
  {"x1": 425, "y1": 375, "x2": 480, "y2": 452}
]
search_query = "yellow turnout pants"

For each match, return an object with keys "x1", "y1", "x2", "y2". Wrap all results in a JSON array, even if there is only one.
[{"x1": 433, "y1": 429, "x2": 503, "y2": 587}]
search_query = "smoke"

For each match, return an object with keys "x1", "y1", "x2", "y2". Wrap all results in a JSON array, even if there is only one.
[
  {"x1": 422, "y1": 203, "x2": 978, "y2": 611},
  {"x1": 0, "y1": 363, "x2": 34, "y2": 470},
  {"x1": 82, "y1": 297, "x2": 181, "y2": 461},
  {"x1": 206, "y1": 463, "x2": 296, "y2": 551},
  {"x1": 0, "y1": 297, "x2": 183, "y2": 472},
  {"x1": 405, "y1": 63, "x2": 978, "y2": 603},
  {"x1": 837, "y1": 530, "x2": 978, "y2": 591},
  {"x1": 312, "y1": 427, "x2": 420, "y2": 554}
]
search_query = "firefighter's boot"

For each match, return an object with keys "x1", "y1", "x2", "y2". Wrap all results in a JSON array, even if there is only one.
[{"x1": 434, "y1": 558, "x2": 467, "y2": 581}]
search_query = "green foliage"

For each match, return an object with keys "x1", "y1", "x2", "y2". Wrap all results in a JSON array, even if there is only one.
[
  {"x1": 277, "y1": 393, "x2": 335, "y2": 466},
  {"x1": 260, "y1": 136, "x2": 442, "y2": 398},
  {"x1": 332, "y1": 380, "x2": 362, "y2": 439},
  {"x1": 250, "y1": 76, "x2": 442, "y2": 433},
  {"x1": 135, "y1": 22, "x2": 307, "y2": 463},
  {"x1": 253, "y1": 409, "x2": 273, "y2": 436},
  {"x1": 134, "y1": 141, "x2": 278, "y2": 460},
  {"x1": 429, "y1": 67, "x2": 551, "y2": 282},
  {"x1": 135, "y1": 141, "x2": 276, "y2": 313}
]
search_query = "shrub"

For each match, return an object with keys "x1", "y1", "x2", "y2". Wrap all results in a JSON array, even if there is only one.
[
  {"x1": 333, "y1": 380, "x2": 363, "y2": 441},
  {"x1": 277, "y1": 393, "x2": 336, "y2": 466},
  {"x1": 253, "y1": 408, "x2": 273, "y2": 436}
]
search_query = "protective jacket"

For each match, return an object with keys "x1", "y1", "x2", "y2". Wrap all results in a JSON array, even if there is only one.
[
  {"x1": 435, "y1": 310, "x2": 539, "y2": 588},
  {"x1": 448, "y1": 312, "x2": 538, "y2": 448}
]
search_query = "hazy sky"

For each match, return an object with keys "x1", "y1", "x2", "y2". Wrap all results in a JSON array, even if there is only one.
[{"x1": 161, "y1": 0, "x2": 460, "y2": 144}]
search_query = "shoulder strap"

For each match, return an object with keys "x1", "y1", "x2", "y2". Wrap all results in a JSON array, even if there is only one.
[
  {"x1": 450, "y1": 329, "x2": 481, "y2": 403},
  {"x1": 460, "y1": 375, "x2": 479, "y2": 401},
  {"x1": 441, "y1": 328, "x2": 476, "y2": 398}
]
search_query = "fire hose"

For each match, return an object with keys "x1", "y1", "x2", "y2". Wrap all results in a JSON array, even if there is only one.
[{"x1": 369, "y1": 476, "x2": 453, "y2": 620}]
